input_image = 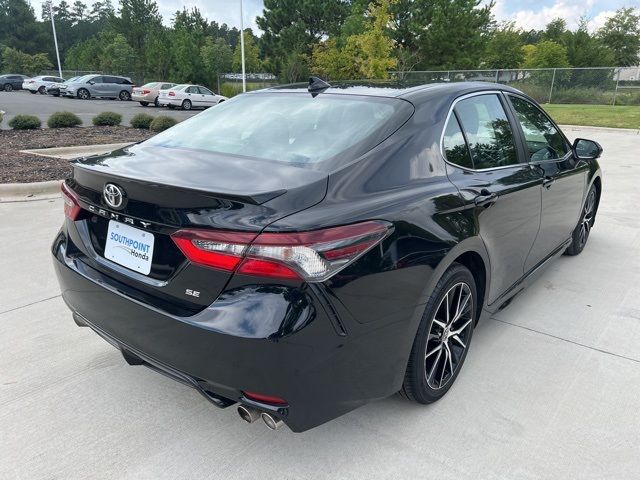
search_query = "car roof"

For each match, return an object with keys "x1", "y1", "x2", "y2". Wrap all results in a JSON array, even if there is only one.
[{"x1": 258, "y1": 80, "x2": 523, "y2": 103}]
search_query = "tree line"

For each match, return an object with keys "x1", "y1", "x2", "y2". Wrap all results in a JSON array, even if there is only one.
[{"x1": 0, "y1": 0, "x2": 638, "y2": 85}]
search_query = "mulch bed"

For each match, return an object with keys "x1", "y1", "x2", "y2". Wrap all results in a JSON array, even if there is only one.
[{"x1": 0, "y1": 127, "x2": 155, "y2": 183}]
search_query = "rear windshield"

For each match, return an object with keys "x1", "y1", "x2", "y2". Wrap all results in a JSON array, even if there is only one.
[
  {"x1": 143, "y1": 93, "x2": 413, "y2": 169},
  {"x1": 141, "y1": 82, "x2": 159, "y2": 88}
]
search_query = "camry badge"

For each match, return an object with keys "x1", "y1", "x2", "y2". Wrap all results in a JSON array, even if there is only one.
[{"x1": 103, "y1": 183, "x2": 125, "y2": 209}]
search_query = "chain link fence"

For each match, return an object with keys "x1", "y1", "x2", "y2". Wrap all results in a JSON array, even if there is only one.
[
  {"x1": 216, "y1": 73, "x2": 280, "y2": 97},
  {"x1": 392, "y1": 67, "x2": 640, "y2": 105}
]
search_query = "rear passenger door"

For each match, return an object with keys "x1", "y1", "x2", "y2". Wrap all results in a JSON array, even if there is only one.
[
  {"x1": 198, "y1": 86, "x2": 217, "y2": 106},
  {"x1": 443, "y1": 92, "x2": 542, "y2": 305},
  {"x1": 506, "y1": 94, "x2": 588, "y2": 271}
]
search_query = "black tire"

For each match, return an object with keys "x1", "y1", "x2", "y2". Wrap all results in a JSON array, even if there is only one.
[
  {"x1": 565, "y1": 184, "x2": 598, "y2": 256},
  {"x1": 119, "y1": 90, "x2": 131, "y2": 101},
  {"x1": 167, "y1": 104, "x2": 175, "y2": 109},
  {"x1": 4, "y1": 83, "x2": 13, "y2": 92},
  {"x1": 139, "y1": 101, "x2": 149, "y2": 107},
  {"x1": 38, "y1": 86, "x2": 46, "y2": 94},
  {"x1": 77, "y1": 88, "x2": 90, "y2": 100},
  {"x1": 30, "y1": 89, "x2": 37, "y2": 94},
  {"x1": 401, "y1": 263, "x2": 477, "y2": 404},
  {"x1": 154, "y1": 97, "x2": 159, "y2": 107},
  {"x1": 181, "y1": 99, "x2": 192, "y2": 110}
]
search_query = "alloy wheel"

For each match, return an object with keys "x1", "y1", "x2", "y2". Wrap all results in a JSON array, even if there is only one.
[
  {"x1": 5, "y1": 84, "x2": 12, "y2": 92},
  {"x1": 578, "y1": 189, "x2": 596, "y2": 249},
  {"x1": 424, "y1": 282, "x2": 474, "y2": 390},
  {"x1": 78, "y1": 89, "x2": 89, "y2": 100}
]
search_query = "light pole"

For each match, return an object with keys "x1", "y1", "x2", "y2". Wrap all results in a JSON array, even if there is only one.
[
  {"x1": 49, "y1": 2, "x2": 63, "y2": 78},
  {"x1": 239, "y1": 0, "x2": 246, "y2": 92}
]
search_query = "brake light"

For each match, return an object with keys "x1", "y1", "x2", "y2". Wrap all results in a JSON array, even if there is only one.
[
  {"x1": 171, "y1": 221, "x2": 392, "y2": 282},
  {"x1": 142, "y1": 89, "x2": 151, "y2": 94},
  {"x1": 168, "y1": 91, "x2": 175, "y2": 96},
  {"x1": 61, "y1": 182, "x2": 81, "y2": 220}
]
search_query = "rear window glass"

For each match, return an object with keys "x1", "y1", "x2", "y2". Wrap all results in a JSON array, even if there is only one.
[
  {"x1": 144, "y1": 93, "x2": 413, "y2": 169},
  {"x1": 142, "y1": 82, "x2": 159, "y2": 88}
]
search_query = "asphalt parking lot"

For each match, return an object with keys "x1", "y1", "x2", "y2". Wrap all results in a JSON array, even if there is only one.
[
  {"x1": 0, "y1": 90, "x2": 197, "y2": 128},
  {"x1": 1, "y1": 127, "x2": 639, "y2": 479}
]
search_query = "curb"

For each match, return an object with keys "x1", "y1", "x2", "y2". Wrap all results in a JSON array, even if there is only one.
[
  {"x1": 0, "y1": 180, "x2": 62, "y2": 203},
  {"x1": 559, "y1": 124, "x2": 640, "y2": 134}
]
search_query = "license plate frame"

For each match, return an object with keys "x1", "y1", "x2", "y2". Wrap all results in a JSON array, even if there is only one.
[{"x1": 104, "y1": 221, "x2": 155, "y2": 275}]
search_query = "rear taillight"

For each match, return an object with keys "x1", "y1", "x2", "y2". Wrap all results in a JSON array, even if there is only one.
[
  {"x1": 168, "y1": 91, "x2": 175, "y2": 96},
  {"x1": 142, "y1": 89, "x2": 151, "y2": 94},
  {"x1": 61, "y1": 182, "x2": 81, "y2": 220},
  {"x1": 171, "y1": 221, "x2": 392, "y2": 282}
]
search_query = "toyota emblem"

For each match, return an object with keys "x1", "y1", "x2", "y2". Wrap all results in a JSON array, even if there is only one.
[{"x1": 103, "y1": 183, "x2": 125, "y2": 209}]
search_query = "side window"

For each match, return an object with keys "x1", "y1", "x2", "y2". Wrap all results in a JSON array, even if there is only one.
[
  {"x1": 199, "y1": 87, "x2": 214, "y2": 95},
  {"x1": 162, "y1": 83, "x2": 173, "y2": 89},
  {"x1": 91, "y1": 76, "x2": 103, "y2": 83},
  {"x1": 103, "y1": 76, "x2": 116, "y2": 84},
  {"x1": 187, "y1": 86, "x2": 198, "y2": 94},
  {"x1": 454, "y1": 94, "x2": 519, "y2": 170},
  {"x1": 509, "y1": 96, "x2": 568, "y2": 161},
  {"x1": 443, "y1": 114, "x2": 473, "y2": 169}
]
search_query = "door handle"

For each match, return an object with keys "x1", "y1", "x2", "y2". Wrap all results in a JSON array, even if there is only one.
[
  {"x1": 474, "y1": 189, "x2": 498, "y2": 207},
  {"x1": 543, "y1": 176, "x2": 555, "y2": 189}
]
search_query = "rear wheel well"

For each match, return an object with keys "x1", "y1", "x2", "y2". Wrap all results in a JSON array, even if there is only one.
[{"x1": 453, "y1": 252, "x2": 486, "y2": 323}]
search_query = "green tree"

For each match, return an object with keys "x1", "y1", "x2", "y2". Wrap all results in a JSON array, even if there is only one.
[
  {"x1": 144, "y1": 27, "x2": 172, "y2": 80},
  {"x1": 99, "y1": 32, "x2": 135, "y2": 74},
  {"x1": 391, "y1": 0, "x2": 494, "y2": 70},
  {"x1": 542, "y1": 18, "x2": 568, "y2": 44},
  {"x1": 111, "y1": 0, "x2": 162, "y2": 51},
  {"x1": 201, "y1": 37, "x2": 233, "y2": 86},
  {"x1": 1, "y1": 46, "x2": 52, "y2": 74},
  {"x1": 312, "y1": 0, "x2": 397, "y2": 80},
  {"x1": 0, "y1": 0, "x2": 45, "y2": 54},
  {"x1": 598, "y1": 7, "x2": 640, "y2": 66},
  {"x1": 521, "y1": 40, "x2": 570, "y2": 68},
  {"x1": 233, "y1": 30, "x2": 262, "y2": 73},
  {"x1": 566, "y1": 18, "x2": 615, "y2": 67},
  {"x1": 484, "y1": 22, "x2": 524, "y2": 69},
  {"x1": 257, "y1": 0, "x2": 350, "y2": 76}
]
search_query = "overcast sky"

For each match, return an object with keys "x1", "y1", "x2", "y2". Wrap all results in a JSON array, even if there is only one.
[{"x1": 31, "y1": 0, "x2": 631, "y2": 33}]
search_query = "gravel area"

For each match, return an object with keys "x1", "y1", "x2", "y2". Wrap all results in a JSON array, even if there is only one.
[{"x1": 0, "y1": 127, "x2": 154, "y2": 183}]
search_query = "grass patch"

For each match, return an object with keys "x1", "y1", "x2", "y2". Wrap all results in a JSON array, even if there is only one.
[{"x1": 542, "y1": 104, "x2": 640, "y2": 129}]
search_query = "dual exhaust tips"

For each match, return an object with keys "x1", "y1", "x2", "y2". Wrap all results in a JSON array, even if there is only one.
[{"x1": 237, "y1": 405, "x2": 283, "y2": 430}]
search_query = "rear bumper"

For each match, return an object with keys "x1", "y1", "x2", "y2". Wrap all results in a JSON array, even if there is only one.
[
  {"x1": 132, "y1": 93, "x2": 155, "y2": 103},
  {"x1": 52, "y1": 229, "x2": 409, "y2": 431}
]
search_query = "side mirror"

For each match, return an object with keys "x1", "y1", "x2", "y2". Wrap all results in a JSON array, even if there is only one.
[
  {"x1": 88, "y1": 80, "x2": 95, "y2": 85},
  {"x1": 573, "y1": 138, "x2": 602, "y2": 160}
]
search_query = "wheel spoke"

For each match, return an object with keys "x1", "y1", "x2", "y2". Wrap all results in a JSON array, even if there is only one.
[
  {"x1": 451, "y1": 318, "x2": 472, "y2": 336},
  {"x1": 432, "y1": 319, "x2": 447, "y2": 330},
  {"x1": 451, "y1": 334, "x2": 466, "y2": 349},
  {"x1": 445, "y1": 290, "x2": 450, "y2": 324},
  {"x1": 438, "y1": 346, "x2": 448, "y2": 387},
  {"x1": 425, "y1": 344, "x2": 442, "y2": 360},
  {"x1": 427, "y1": 349, "x2": 443, "y2": 384}
]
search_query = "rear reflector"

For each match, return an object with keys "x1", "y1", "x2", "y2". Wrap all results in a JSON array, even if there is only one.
[
  {"x1": 242, "y1": 391, "x2": 288, "y2": 406},
  {"x1": 61, "y1": 182, "x2": 82, "y2": 220},
  {"x1": 171, "y1": 221, "x2": 392, "y2": 282}
]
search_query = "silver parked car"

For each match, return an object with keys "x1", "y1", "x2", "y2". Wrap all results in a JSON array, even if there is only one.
[
  {"x1": 22, "y1": 75, "x2": 65, "y2": 94},
  {"x1": 62, "y1": 74, "x2": 134, "y2": 100},
  {"x1": 132, "y1": 82, "x2": 176, "y2": 107}
]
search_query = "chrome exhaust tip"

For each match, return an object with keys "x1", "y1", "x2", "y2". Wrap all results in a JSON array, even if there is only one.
[
  {"x1": 237, "y1": 405, "x2": 261, "y2": 424},
  {"x1": 261, "y1": 412, "x2": 283, "y2": 430}
]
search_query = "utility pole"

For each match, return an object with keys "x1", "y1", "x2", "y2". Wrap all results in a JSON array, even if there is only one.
[
  {"x1": 50, "y1": 2, "x2": 63, "y2": 78},
  {"x1": 240, "y1": 0, "x2": 246, "y2": 93}
]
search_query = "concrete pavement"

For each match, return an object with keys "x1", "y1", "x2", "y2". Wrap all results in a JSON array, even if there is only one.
[
  {"x1": 1, "y1": 127, "x2": 639, "y2": 479},
  {"x1": 0, "y1": 90, "x2": 197, "y2": 128}
]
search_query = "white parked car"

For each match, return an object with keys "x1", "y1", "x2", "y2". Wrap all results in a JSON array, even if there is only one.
[
  {"x1": 22, "y1": 75, "x2": 66, "y2": 94},
  {"x1": 158, "y1": 84, "x2": 227, "y2": 110}
]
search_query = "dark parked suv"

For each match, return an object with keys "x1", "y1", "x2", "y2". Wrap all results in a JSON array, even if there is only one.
[
  {"x1": 52, "y1": 80, "x2": 603, "y2": 432},
  {"x1": 0, "y1": 74, "x2": 28, "y2": 91}
]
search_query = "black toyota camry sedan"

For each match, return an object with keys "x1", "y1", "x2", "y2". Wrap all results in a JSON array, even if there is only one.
[{"x1": 52, "y1": 79, "x2": 603, "y2": 432}]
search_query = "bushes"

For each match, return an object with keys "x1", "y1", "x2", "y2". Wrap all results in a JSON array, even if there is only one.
[
  {"x1": 130, "y1": 113, "x2": 154, "y2": 129},
  {"x1": 93, "y1": 111, "x2": 122, "y2": 126},
  {"x1": 149, "y1": 115, "x2": 178, "y2": 132},
  {"x1": 48, "y1": 111, "x2": 82, "y2": 128},
  {"x1": 8, "y1": 114, "x2": 41, "y2": 130},
  {"x1": 0, "y1": 110, "x2": 4, "y2": 125}
]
